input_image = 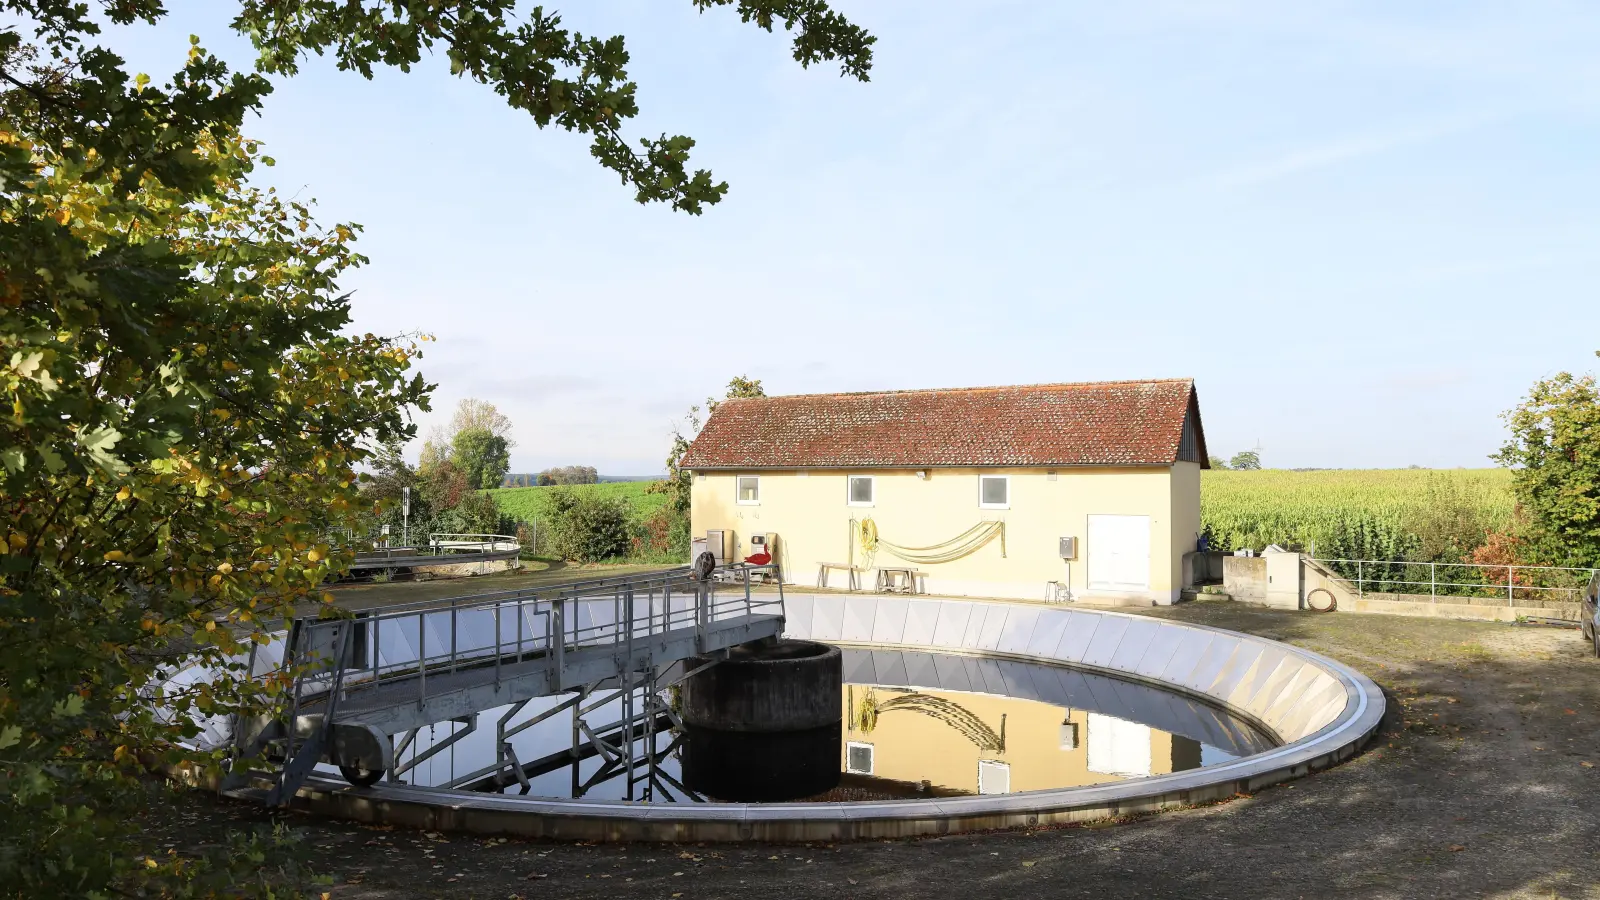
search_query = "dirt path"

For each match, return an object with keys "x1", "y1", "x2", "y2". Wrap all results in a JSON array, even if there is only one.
[{"x1": 147, "y1": 603, "x2": 1600, "y2": 899}]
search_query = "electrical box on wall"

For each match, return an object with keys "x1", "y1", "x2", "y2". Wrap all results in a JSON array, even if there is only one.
[
  {"x1": 1059, "y1": 721, "x2": 1079, "y2": 751},
  {"x1": 1059, "y1": 536, "x2": 1078, "y2": 560},
  {"x1": 705, "y1": 529, "x2": 731, "y2": 564},
  {"x1": 748, "y1": 532, "x2": 777, "y2": 562}
]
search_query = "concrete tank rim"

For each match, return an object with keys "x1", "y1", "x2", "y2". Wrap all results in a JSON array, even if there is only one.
[
  {"x1": 237, "y1": 596, "x2": 1386, "y2": 840},
  {"x1": 706, "y1": 638, "x2": 839, "y2": 665}
]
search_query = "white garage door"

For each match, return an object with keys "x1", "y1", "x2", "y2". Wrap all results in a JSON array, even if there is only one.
[{"x1": 1087, "y1": 514, "x2": 1151, "y2": 591}]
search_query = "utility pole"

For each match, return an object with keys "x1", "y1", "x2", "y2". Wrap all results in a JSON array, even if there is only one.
[{"x1": 402, "y1": 486, "x2": 411, "y2": 548}]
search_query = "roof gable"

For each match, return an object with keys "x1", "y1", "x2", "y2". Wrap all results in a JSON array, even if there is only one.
[{"x1": 680, "y1": 379, "x2": 1206, "y2": 470}]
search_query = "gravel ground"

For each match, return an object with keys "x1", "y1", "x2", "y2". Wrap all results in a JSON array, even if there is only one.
[{"x1": 146, "y1": 602, "x2": 1600, "y2": 899}]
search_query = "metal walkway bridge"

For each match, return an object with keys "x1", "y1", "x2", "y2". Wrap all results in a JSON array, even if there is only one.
[{"x1": 253, "y1": 563, "x2": 786, "y2": 805}]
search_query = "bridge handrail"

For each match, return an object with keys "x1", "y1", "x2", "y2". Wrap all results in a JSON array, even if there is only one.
[
  {"x1": 281, "y1": 563, "x2": 785, "y2": 709},
  {"x1": 362, "y1": 565, "x2": 696, "y2": 616}
]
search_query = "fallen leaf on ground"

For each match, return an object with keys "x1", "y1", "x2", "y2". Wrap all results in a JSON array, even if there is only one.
[
  {"x1": 1022, "y1": 861, "x2": 1036, "y2": 867},
  {"x1": 1449, "y1": 845, "x2": 1466, "y2": 852},
  {"x1": 1582, "y1": 761, "x2": 1594, "y2": 768}
]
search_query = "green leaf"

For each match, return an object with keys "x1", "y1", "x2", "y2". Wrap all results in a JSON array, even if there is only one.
[
  {"x1": 52, "y1": 695, "x2": 85, "y2": 719},
  {"x1": 0, "y1": 725, "x2": 21, "y2": 750}
]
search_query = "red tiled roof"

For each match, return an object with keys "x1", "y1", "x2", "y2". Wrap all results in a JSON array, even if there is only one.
[{"x1": 680, "y1": 379, "x2": 1205, "y2": 470}]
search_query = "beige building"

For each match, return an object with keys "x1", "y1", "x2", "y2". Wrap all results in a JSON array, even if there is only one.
[
  {"x1": 839, "y1": 686, "x2": 1199, "y2": 796},
  {"x1": 681, "y1": 379, "x2": 1209, "y2": 605}
]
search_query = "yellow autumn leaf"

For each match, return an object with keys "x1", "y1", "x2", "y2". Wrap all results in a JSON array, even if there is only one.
[
  {"x1": 115, "y1": 486, "x2": 131, "y2": 501},
  {"x1": 103, "y1": 550, "x2": 126, "y2": 562},
  {"x1": 205, "y1": 620, "x2": 216, "y2": 632},
  {"x1": 306, "y1": 549, "x2": 322, "y2": 562}
]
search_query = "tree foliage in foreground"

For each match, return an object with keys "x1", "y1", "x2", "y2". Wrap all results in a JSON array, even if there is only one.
[
  {"x1": 1495, "y1": 354, "x2": 1600, "y2": 568},
  {"x1": 1, "y1": 1, "x2": 870, "y2": 892},
  {"x1": 0, "y1": 55, "x2": 430, "y2": 900}
]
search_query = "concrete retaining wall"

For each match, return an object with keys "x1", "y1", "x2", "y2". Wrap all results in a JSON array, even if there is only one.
[{"x1": 1223, "y1": 556, "x2": 1268, "y2": 604}]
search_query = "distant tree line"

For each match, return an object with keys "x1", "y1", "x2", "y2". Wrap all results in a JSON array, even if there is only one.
[
  {"x1": 1208, "y1": 450, "x2": 1262, "y2": 470},
  {"x1": 536, "y1": 465, "x2": 599, "y2": 486}
]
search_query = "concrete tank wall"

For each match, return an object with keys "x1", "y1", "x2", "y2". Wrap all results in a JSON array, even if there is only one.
[{"x1": 682, "y1": 641, "x2": 841, "y2": 732}]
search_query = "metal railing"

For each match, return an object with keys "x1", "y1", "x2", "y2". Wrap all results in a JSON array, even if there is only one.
[
  {"x1": 425, "y1": 533, "x2": 519, "y2": 554},
  {"x1": 1312, "y1": 557, "x2": 1597, "y2": 606},
  {"x1": 282, "y1": 563, "x2": 784, "y2": 713}
]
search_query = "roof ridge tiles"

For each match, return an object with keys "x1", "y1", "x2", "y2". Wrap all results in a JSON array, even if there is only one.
[
  {"x1": 720, "y1": 377, "x2": 1195, "y2": 404},
  {"x1": 680, "y1": 379, "x2": 1202, "y2": 470}
]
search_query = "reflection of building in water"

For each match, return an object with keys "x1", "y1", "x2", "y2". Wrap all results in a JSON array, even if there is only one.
[{"x1": 843, "y1": 685, "x2": 1202, "y2": 795}]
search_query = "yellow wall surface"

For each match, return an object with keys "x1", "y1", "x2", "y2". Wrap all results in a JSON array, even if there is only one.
[
  {"x1": 690, "y1": 467, "x2": 1190, "y2": 603},
  {"x1": 840, "y1": 686, "x2": 1188, "y2": 794},
  {"x1": 1170, "y1": 460, "x2": 1203, "y2": 587}
]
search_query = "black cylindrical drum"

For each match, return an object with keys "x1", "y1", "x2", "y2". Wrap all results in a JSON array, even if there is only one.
[{"x1": 680, "y1": 640, "x2": 842, "y2": 801}]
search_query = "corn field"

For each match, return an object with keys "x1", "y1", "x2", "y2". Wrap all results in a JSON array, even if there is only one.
[{"x1": 1201, "y1": 468, "x2": 1515, "y2": 561}]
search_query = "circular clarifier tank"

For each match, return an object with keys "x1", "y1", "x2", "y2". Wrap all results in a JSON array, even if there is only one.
[{"x1": 198, "y1": 596, "x2": 1385, "y2": 841}]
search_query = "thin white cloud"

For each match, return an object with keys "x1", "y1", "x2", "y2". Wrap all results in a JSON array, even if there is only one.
[
  {"x1": 1207, "y1": 117, "x2": 1490, "y2": 189},
  {"x1": 1408, "y1": 251, "x2": 1582, "y2": 282}
]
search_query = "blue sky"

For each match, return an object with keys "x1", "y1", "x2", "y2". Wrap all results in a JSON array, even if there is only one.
[{"x1": 100, "y1": 2, "x2": 1600, "y2": 474}]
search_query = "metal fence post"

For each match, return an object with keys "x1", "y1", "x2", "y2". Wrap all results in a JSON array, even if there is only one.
[
  {"x1": 1431, "y1": 562, "x2": 1436, "y2": 601},
  {"x1": 1508, "y1": 565, "x2": 1514, "y2": 606},
  {"x1": 552, "y1": 599, "x2": 565, "y2": 677}
]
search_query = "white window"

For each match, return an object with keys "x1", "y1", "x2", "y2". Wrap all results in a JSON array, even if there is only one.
[
  {"x1": 736, "y1": 475, "x2": 760, "y2": 505},
  {"x1": 846, "y1": 741, "x2": 874, "y2": 775},
  {"x1": 847, "y1": 475, "x2": 875, "y2": 507},
  {"x1": 978, "y1": 475, "x2": 1009, "y2": 509},
  {"x1": 977, "y1": 759, "x2": 1011, "y2": 795}
]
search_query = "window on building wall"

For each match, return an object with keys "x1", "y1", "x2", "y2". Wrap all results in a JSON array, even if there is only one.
[
  {"x1": 846, "y1": 742, "x2": 875, "y2": 775},
  {"x1": 977, "y1": 759, "x2": 1011, "y2": 795},
  {"x1": 847, "y1": 475, "x2": 875, "y2": 506},
  {"x1": 979, "y1": 475, "x2": 1009, "y2": 509},
  {"x1": 736, "y1": 475, "x2": 760, "y2": 505}
]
